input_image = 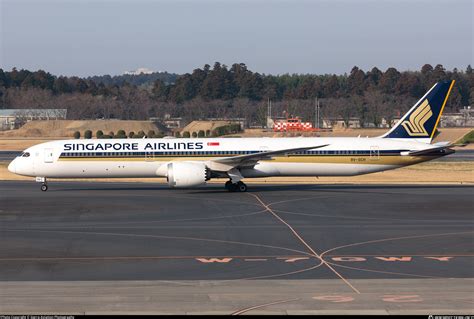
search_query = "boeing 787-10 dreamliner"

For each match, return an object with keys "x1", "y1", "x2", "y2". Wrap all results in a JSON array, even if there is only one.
[{"x1": 8, "y1": 80, "x2": 455, "y2": 192}]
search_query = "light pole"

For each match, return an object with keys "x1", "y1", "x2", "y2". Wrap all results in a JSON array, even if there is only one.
[{"x1": 315, "y1": 98, "x2": 320, "y2": 129}]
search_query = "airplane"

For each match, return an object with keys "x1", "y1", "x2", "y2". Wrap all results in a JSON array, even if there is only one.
[{"x1": 8, "y1": 80, "x2": 455, "y2": 192}]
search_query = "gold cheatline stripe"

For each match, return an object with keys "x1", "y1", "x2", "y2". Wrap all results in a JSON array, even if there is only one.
[{"x1": 430, "y1": 80, "x2": 455, "y2": 139}]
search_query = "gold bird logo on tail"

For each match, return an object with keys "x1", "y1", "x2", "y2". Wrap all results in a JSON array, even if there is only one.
[{"x1": 401, "y1": 99, "x2": 433, "y2": 136}]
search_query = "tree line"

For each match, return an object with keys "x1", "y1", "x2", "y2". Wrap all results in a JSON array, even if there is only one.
[
  {"x1": 0, "y1": 63, "x2": 472, "y2": 128},
  {"x1": 155, "y1": 63, "x2": 473, "y2": 105}
]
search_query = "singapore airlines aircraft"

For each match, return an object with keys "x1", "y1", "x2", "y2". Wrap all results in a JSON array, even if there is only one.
[{"x1": 8, "y1": 80, "x2": 455, "y2": 192}]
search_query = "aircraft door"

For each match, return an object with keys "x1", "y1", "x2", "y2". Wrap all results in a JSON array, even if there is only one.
[
  {"x1": 370, "y1": 146, "x2": 380, "y2": 161},
  {"x1": 44, "y1": 148, "x2": 54, "y2": 163},
  {"x1": 145, "y1": 151, "x2": 154, "y2": 161}
]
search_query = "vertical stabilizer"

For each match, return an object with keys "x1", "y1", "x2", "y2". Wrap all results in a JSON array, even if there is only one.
[{"x1": 381, "y1": 80, "x2": 455, "y2": 143}]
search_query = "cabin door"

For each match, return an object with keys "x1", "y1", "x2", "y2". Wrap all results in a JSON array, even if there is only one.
[
  {"x1": 370, "y1": 146, "x2": 380, "y2": 161},
  {"x1": 145, "y1": 151, "x2": 154, "y2": 161},
  {"x1": 44, "y1": 148, "x2": 54, "y2": 163}
]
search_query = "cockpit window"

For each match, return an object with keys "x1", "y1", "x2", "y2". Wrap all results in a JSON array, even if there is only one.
[{"x1": 21, "y1": 152, "x2": 30, "y2": 157}]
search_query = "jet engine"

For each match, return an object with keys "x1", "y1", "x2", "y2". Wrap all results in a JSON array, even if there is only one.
[{"x1": 166, "y1": 162, "x2": 211, "y2": 188}]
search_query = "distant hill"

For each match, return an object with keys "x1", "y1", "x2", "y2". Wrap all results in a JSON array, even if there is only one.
[{"x1": 87, "y1": 72, "x2": 179, "y2": 87}]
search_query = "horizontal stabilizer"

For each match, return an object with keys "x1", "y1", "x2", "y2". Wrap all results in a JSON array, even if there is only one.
[{"x1": 401, "y1": 145, "x2": 454, "y2": 156}]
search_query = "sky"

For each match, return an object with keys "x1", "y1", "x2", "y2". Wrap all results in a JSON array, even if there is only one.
[{"x1": 1, "y1": 0, "x2": 472, "y2": 77}]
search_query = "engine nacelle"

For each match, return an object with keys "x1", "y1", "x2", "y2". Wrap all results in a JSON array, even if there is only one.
[{"x1": 167, "y1": 162, "x2": 211, "y2": 188}]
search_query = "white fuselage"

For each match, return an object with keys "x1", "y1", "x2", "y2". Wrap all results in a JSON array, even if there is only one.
[{"x1": 8, "y1": 137, "x2": 446, "y2": 179}]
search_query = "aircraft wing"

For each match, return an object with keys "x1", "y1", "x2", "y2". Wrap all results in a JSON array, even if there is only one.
[{"x1": 213, "y1": 144, "x2": 329, "y2": 168}]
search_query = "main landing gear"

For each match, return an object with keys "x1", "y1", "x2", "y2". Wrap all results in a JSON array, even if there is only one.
[
  {"x1": 225, "y1": 168, "x2": 247, "y2": 192},
  {"x1": 225, "y1": 180, "x2": 247, "y2": 192}
]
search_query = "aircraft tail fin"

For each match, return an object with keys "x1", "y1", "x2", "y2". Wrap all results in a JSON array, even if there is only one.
[{"x1": 381, "y1": 80, "x2": 455, "y2": 143}]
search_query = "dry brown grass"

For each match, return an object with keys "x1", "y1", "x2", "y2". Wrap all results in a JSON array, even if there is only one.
[
  {"x1": 0, "y1": 138, "x2": 67, "y2": 151},
  {"x1": 227, "y1": 127, "x2": 473, "y2": 143},
  {"x1": 1, "y1": 127, "x2": 472, "y2": 151},
  {"x1": 180, "y1": 120, "x2": 237, "y2": 134},
  {"x1": 1, "y1": 161, "x2": 472, "y2": 185}
]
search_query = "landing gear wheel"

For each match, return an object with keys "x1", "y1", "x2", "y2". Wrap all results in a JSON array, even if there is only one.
[
  {"x1": 41, "y1": 184, "x2": 48, "y2": 192},
  {"x1": 225, "y1": 180, "x2": 247, "y2": 192},
  {"x1": 237, "y1": 181, "x2": 247, "y2": 192},
  {"x1": 225, "y1": 181, "x2": 238, "y2": 192},
  {"x1": 228, "y1": 183, "x2": 238, "y2": 192}
]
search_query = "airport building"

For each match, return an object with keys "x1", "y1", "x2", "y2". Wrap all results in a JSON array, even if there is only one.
[
  {"x1": 0, "y1": 109, "x2": 67, "y2": 130},
  {"x1": 440, "y1": 107, "x2": 474, "y2": 127}
]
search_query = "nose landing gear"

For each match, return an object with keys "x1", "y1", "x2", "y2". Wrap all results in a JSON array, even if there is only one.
[
  {"x1": 36, "y1": 177, "x2": 48, "y2": 191},
  {"x1": 225, "y1": 180, "x2": 247, "y2": 192}
]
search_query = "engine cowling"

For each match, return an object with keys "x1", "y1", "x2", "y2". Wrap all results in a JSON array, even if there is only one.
[{"x1": 167, "y1": 162, "x2": 211, "y2": 188}]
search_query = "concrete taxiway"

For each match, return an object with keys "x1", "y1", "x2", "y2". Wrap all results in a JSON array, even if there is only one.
[{"x1": 0, "y1": 181, "x2": 473, "y2": 314}]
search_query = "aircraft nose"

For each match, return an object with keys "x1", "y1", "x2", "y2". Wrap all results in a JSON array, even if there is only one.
[{"x1": 8, "y1": 160, "x2": 16, "y2": 174}]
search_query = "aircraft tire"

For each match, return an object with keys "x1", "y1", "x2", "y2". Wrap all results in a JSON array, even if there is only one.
[{"x1": 237, "y1": 181, "x2": 247, "y2": 192}]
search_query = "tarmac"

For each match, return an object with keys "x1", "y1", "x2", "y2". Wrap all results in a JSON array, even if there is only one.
[{"x1": 0, "y1": 181, "x2": 473, "y2": 314}]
